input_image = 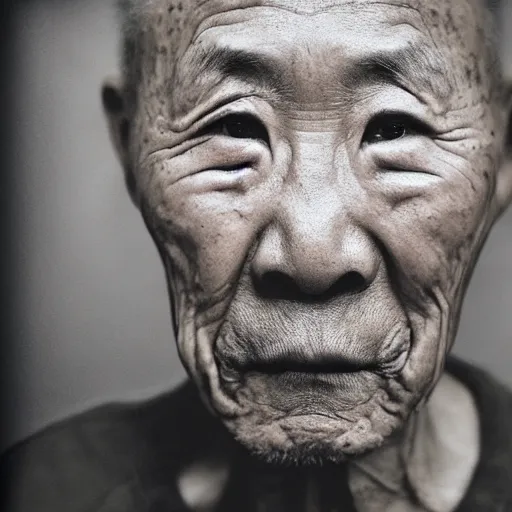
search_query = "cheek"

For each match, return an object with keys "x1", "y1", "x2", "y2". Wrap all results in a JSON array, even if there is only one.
[
  {"x1": 139, "y1": 160, "x2": 272, "y2": 297},
  {"x1": 374, "y1": 171, "x2": 492, "y2": 298},
  {"x1": 172, "y1": 195, "x2": 257, "y2": 295}
]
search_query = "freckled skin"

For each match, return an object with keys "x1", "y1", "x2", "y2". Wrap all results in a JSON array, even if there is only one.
[{"x1": 104, "y1": 0, "x2": 512, "y2": 504}]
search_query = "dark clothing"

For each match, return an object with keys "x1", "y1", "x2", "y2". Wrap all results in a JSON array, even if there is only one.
[{"x1": 2, "y1": 358, "x2": 512, "y2": 511}]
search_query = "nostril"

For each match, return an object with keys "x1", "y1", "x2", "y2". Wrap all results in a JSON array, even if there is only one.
[
  {"x1": 253, "y1": 270, "x2": 302, "y2": 300},
  {"x1": 333, "y1": 271, "x2": 369, "y2": 295},
  {"x1": 253, "y1": 270, "x2": 370, "y2": 302}
]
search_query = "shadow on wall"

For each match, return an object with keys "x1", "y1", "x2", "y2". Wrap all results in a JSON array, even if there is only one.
[{"x1": 5, "y1": 0, "x2": 512, "y2": 449}]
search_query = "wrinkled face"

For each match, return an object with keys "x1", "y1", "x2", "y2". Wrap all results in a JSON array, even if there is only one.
[{"x1": 110, "y1": 0, "x2": 511, "y2": 462}]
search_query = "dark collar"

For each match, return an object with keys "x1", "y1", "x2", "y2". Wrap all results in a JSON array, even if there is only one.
[{"x1": 447, "y1": 357, "x2": 512, "y2": 511}]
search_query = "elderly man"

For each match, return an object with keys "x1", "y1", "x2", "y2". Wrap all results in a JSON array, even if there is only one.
[{"x1": 2, "y1": 0, "x2": 512, "y2": 510}]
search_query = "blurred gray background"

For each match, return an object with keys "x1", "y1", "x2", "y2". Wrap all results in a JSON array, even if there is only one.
[{"x1": 6, "y1": 0, "x2": 512, "y2": 450}]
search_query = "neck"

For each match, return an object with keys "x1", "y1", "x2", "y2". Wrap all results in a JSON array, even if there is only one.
[{"x1": 348, "y1": 372, "x2": 480, "y2": 512}]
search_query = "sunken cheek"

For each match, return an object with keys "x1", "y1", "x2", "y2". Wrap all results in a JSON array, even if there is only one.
[{"x1": 382, "y1": 173, "x2": 490, "y2": 291}]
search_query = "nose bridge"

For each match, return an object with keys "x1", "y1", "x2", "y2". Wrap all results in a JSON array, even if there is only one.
[
  {"x1": 250, "y1": 133, "x2": 382, "y2": 298},
  {"x1": 286, "y1": 138, "x2": 377, "y2": 280},
  {"x1": 281, "y1": 135, "x2": 353, "y2": 254},
  {"x1": 279, "y1": 174, "x2": 351, "y2": 277},
  {"x1": 285, "y1": 182, "x2": 344, "y2": 247}
]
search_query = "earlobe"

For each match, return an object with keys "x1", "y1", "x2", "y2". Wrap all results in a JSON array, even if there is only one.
[
  {"x1": 495, "y1": 82, "x2": 512, "y2": 216},
  {"x1": 101, "y1": 76, "x2": 138, "y2": 206}
]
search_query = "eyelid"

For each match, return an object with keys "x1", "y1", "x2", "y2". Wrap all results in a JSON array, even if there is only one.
[
  {"x1": 367, "y1": 111, "x2": 436, "y2": 136},
  {"x1": 199, "y1": 113, "x2": 255, "y2": 135},
  {"x1": 191, "y1": 100, "x2": 264, "y2": 139}
]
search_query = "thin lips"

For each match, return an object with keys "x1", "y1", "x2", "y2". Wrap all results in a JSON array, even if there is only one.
[
  {"x1": 218, "y1": 326, "x2": 412, "y2": 376},
  {"x1": 225, "y1": 330, "x2": 411, "y2": 376},
  {"x1": 241, "y1": 357, "x2": 379, "y2": 375}
]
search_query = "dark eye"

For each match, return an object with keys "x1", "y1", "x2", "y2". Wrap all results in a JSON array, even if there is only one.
[
  {"x1": 209, "y1": 114, "x2": 270, "y2": 146},
  {"x1": 363, "y1": 114, "x2": 431, "y2": 144}
]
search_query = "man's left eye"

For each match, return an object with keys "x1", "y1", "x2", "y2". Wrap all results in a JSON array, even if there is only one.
[{"x1": 362, "y1": 114, "x2": 430, "y2": 144}]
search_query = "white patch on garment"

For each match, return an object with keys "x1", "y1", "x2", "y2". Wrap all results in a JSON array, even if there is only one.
[{"x1": 177, "y1": 457, "x2": 230, "y2": 512}]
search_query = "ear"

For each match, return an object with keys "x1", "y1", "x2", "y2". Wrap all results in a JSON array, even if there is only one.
[
  {"x1": 495, "y1": 81, "x2": 512, "y2": 216},
  {"x1": 101, "y1": 76, "x2": 139, "y2": 206}
]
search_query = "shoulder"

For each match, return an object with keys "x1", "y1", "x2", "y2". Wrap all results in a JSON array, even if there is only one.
[
  {"x1": 447, "y1": 357, "x2": 512, "y2": 508},
  {"x1": 1, "y1": 380, "x2": 218, "y2": 512},
  {"x1": 447, "y1": 357, "x2": 512, "y2": 413}
]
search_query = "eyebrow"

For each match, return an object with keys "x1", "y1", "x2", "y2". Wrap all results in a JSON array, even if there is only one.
[
  {"x1": 190, "y1": 46, "x2": 291, "y2": 97},
  {"x1": 350, "y1": 44, "x2": 453, "y2": 102},
  {"x1": 186, "y1": 42, "x2": 452, "y2": 103}
]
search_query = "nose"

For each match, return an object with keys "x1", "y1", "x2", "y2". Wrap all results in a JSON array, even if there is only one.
[{"x1": 251, "y1": 192, "x2": 380, "y2": 301}]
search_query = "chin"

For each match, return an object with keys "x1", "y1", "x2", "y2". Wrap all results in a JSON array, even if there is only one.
[
  {"x1": 241, "y1": 440, "x2": 356, "y2": 467},
  {"x1": 215, "y1": 369, "x2": 414, "y2": 464}
]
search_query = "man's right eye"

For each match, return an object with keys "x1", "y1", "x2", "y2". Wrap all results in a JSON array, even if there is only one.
[{"x1": 207, "y1": 114, "x2": 270, "y2": 146}]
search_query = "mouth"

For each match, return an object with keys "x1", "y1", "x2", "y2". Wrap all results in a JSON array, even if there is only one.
[
  {"x1": 217, "y1": 324, "x2": 412, "y2": 387},
  {"x1": 219, "y1": 354, "x2": 388, "y2": 419},
  {"x1": 217, "y1": 356, "x2": 383, "y2": 388},
  {"x1": 243, "y1": 358, "x2": 376, "y2": 375},
  {"x1": 219, "y1": 336, "x2": 410, "y2": 384}
]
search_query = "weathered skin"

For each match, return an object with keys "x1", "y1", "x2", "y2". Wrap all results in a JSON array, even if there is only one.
[{"x1": 103, "y1": 0, "x2": 512, "y2": 508}]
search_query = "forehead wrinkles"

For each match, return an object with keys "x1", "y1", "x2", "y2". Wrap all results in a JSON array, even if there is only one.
[
  {"x1": 183, "y1": 1, "x2": 453, "y2": 100},
  {"x1": 140, "y1": 0, "x2": 424, "y2": 50},
  {"x1": 141, "y1": 0, "x2": 477, "y2": 58},
  {"x1": 172, "y1": 0, "x2": 460, "y2": 101},
  {"x1": 138, "y1": 0, "x2": 491, "y2": 109},
  {"x1": 141, "y1": 0, "x2": 471, "y2": 67},
  {"x1": 190, "y1": 0, "x2": 423, "y2": 43}
]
